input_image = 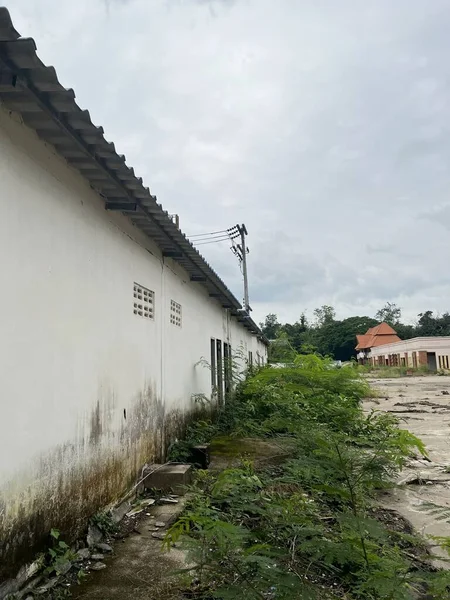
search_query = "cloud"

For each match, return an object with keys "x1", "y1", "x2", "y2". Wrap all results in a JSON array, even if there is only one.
[
  {"x1": 420, "y1": 204, "x2": 450, "y2": 231},
  {"x1": 9, "y1": 0, "x2": 450, "y2": 324}
]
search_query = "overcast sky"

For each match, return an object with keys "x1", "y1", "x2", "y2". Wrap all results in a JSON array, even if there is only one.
[{"x1": 8, "y1": 0, "x2": 450, "y2": 325}]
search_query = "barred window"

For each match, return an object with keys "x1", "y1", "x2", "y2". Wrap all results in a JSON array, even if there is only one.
[
  {"x1": 170, "y1": 299, "x2": 182, "y2": 327},
  {"x1": 133, "y1": 283, "x2": 154, "y2": 320}
]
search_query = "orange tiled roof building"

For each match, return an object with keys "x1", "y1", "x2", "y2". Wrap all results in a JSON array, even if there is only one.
[
  {"x1": 355, "y1": 322, "x2": 401, "y2": 352},
  {"x1": 356, "y1": 323, "x2": 450, "y2": 371}
]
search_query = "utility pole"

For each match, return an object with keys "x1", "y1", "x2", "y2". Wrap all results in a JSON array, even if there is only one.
[{"x1": 237, "y1": 223, "x2": 249, "y2": 312}]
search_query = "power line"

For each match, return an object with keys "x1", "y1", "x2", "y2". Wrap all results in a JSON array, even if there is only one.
[
  {"x1": 189, "y1": 231, "x2": 239, "y2": 242},
  {"x1": 189, "y1": 229, "x2": 229, "y2": 238},
  {"x1": 188, "y1": 226, "x2": 238, "y2": 238},
  {"x1": 194, "y1": 240, "x2": 232, "y2": 246},
  {"x1": 189, "y1": 224, "x2": 240, "y2": 247},
  {"x1": 189, "y1": 221, "x2": 250, "y2": 311},
  {"x1": 194, "y1": 233, "x2": 240, "y2": 246}
]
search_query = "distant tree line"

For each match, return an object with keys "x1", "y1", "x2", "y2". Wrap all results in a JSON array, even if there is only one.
[{"x1": 260, "y1": 303, "x2": 450, "y2": 363}]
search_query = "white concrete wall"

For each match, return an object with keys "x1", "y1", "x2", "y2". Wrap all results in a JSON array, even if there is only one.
[
  {"x1": 369, "y1": 337, "x2": 450, "y2": 358},
  {"x1": 369, "y1": 337, "x2": 450, "y2": 370},
  {"x1": 0, "y1": 103, "x2": 265, "y2": 574}
]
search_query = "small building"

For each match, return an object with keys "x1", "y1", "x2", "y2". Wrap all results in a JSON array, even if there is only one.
[
  {"x1": 369, "y1": 337, "x2": 450, "y2": 371},
  {"x1": 0, "y1": 9, "x2": 268, "y2": 578},
  {"x1": 355, "y1": 323, "x2": 401, "y2": 363},
  {"x1": 355, "y1": 323, "x2": 450, "y2": 371}
]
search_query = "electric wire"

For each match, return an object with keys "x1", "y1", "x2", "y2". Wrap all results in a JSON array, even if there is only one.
[
  {"x1": 189, "y1": 224, "x2": 240, "y2": 246},
  {"x1": 194, "y1": 233, "x2": 240, "y2": 246},
  {"x1": 187, "y1": 226, "x2": 238, "y2": 238},
  {"x1": 188, "y1": 229, "x2": 229, "y2": 238},
  {"x1": 189, "y1": 232, "x2": 238, "y2": 242}
]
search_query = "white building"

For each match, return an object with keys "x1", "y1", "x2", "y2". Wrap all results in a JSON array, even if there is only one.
[
  {"x1": 0, "y1": 9, "x2": 267, "y2": 578},
  {"x1": 369, "y1": 337, "x2": 450, "y2": 371}
]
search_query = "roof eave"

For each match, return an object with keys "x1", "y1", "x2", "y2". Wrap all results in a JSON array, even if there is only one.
[{"x1": 0, "y1": 7, "x2": 262, "y2": 327}]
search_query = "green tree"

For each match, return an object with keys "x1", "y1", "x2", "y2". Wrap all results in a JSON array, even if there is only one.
[
  {"x1": 263, "y1": 303, "x2": 450, "y2": 365},
  {"x1": 268, "y1": 331, "x2": 296, "y2": 363},
  {"x1": 313, "y1": 316, "x2": 378, "y2": 361},
  {"x1": 259, "y1": 313, "x2": 281, "y2": 339},
  {"x1": 375, "y1": 302, "x2": 401, "y2": 325},
  {"x1": 332, "y1": 316, "x2": 379, "y2": 361},
  {"x1": 440, "y1": 312, "x2": 450, "y2": 335},
  {"x1": 313, "y1": 305, "x2": 336, "y2": 327},
  {"x1": 395, "y1": 322, "x2": 415, "y2": 340},
  {"x1": 414, "y1": 311, "x2": 450, "y2": 336},
  {"x1": 280, "y1": 313, "x2": 310, "y2": 352}
]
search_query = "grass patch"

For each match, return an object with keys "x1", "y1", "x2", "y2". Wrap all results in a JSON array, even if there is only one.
[
  {"x1": 359, "y1": 365, "x2": 431, "y2": 378},
  {"x1": 208, "y1": 436, "x2": 256, "y2": 457}
]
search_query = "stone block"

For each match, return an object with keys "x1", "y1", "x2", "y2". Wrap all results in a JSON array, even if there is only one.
[
  {"x1": 111, "y1": 500, "x2": 132, "y2": 523},
  {"x1": 142, "y1": 464, "x2": 192, "y2": 495}
]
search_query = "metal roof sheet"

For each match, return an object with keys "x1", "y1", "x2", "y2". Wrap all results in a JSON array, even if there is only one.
[{"x1": 0, "y1": 7, "x2": 266, "y2": 342}]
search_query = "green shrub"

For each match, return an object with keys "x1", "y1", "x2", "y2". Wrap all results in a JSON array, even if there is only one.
[{"x1": 166, "y1": 354, "x2": 448, "y2": 599}]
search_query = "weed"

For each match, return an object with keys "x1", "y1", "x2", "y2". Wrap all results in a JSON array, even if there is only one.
[
  {"x1": 437, "y1": 369, "x2": 450, "y2": 376},
  {"x1": 169, "y1": 345, "x2": 258, "y2": 462},
  {"x1": 43, "y1": 529, "x2": 77, "y2": 577},
  {"x1": 90, "y1": 511, "x2": 117, "y2": 537},
  {"x1": 419, "y1": 502, "x2": 450, "y2": 523},
  {"x1": 47, "y1": 588, "x2": 72, "y2": 599},
  {"x1": 168, "y1": 419, "x2": 220, "y2": 462},
  {"x1": 166, "y1": 355, "x2": 450, "y2": 599},
  {"x1": 360, "y1": 365, "x2": 431, "y2": 378}
]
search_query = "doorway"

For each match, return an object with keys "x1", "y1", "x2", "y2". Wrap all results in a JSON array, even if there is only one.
[{"x1": 427, "y1": 352, "x2": 437, "y2": 371}]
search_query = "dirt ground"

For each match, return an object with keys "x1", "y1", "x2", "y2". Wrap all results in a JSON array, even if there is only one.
[{"x1": 365, "y1": 375, "x2": 450, "y2": 567}]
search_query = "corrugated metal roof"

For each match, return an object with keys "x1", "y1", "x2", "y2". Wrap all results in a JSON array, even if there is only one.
[{"x1": 0, "y1": 7, "x2": 266, "y2": 342}]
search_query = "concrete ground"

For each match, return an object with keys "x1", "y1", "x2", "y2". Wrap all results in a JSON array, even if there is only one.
[
  {"x1": 365, "y1": 376, "x2": 450, "y2": 566},
  {"x1": 67, "y1": 390, "x2": 450, "y2": 599},
  {"x1": 71, "y1": 501, "x2": 189, "y2": 600},
  {"x1": 70, "y1": 438, "x2": 288, "y2": 600}
]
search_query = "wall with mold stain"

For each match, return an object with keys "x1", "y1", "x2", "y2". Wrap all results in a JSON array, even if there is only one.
[{"x1": 0, "y1": 103, "x2": 267, "y2": 578}]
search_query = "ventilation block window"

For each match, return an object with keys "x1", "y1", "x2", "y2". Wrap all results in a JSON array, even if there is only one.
[
  {"x1": 170, "y1": 299, "x2": 182, "y2": 327},
  {"x1": 133, "y1": 283, "x2": 154, "y2": 320}
]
